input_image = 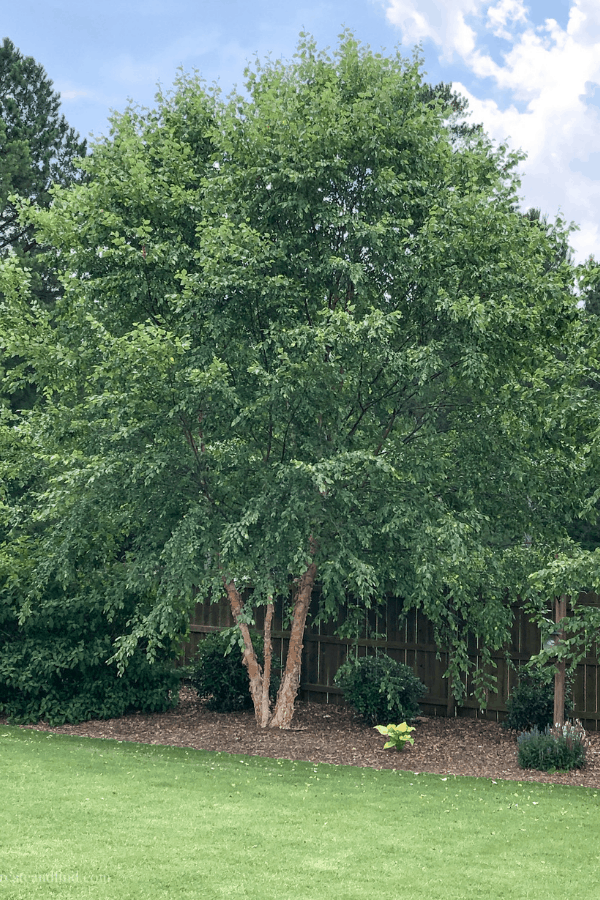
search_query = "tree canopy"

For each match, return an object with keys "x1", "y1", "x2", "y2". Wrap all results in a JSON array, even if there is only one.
[{"x1": 0, "y1": 34, "x2": 586, "y2": 726}]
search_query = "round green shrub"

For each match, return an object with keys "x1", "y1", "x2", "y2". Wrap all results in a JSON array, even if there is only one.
[
  {"x1": 188, "y1": 629, "x2": 280, "y2": 713},
  {"x1": 334, "y1": 653, "x2": 427, "y2": 726},
  {"x1": 503, "y1": 668, "x2": 573, "y2": 732}
]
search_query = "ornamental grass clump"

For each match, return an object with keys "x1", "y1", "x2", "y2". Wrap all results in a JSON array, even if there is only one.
[{"x1": 517, "y1": 720, "x2": 588, "y2": 772}]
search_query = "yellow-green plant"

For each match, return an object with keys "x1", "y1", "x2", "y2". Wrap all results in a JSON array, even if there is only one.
[{"x1": 374, "y1": 722, "x2": 416, "y2": 751}]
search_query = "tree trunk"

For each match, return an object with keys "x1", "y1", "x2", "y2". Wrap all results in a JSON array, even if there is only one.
[
  {"x1": 260, "y1": 600, "x2": 274, "y2": 727},
  {"x1": 223, "y1": 580, "x2": 264, "y2": 726},
  {"x1": 269, "y1": 558, "x2": 318, "y2": 729},
  {"x1": 553, "y1": 595, "x2": 568, "y2": 727}
]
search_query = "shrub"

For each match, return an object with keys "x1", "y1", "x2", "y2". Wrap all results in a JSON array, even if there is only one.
[
  {"x1": 0, "y1": 584, "x2": 181, "y2": 725},
  {"x1": 503, "y1": 668, "x2": 573, "y2": 732},
  {"x1": 188, "y1": 629, "x2": 280, "y2": 713},
  {"x1": 334, "y1": 653, "x2": 427, "y2": 726},
  {"x1": 517, "y1": 721, "x2": 588, "y2": 772}
]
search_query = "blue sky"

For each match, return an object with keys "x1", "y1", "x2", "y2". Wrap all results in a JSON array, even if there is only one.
[{"x1": 5, "y1": 0, "x2": 600, "y2": 260}]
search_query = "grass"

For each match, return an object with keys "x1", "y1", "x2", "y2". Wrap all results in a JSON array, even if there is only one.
[{"x1": 1, "y1": 727, "x2": 599, "y2": 899}]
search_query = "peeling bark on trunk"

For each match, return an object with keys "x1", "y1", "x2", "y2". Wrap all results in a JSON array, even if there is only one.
[
  {"x1": 223, "y1": 580, "x2": 264, "y2": 726},
  {"x1": 260, "y1": 600, "x2": 274, "y2": 728},
  {"x1": 553, "y1": 595, "x2": 568, "y2": 727},
  {"x1": 269, "y1": 559, "x2": 318, "y2": 729}
]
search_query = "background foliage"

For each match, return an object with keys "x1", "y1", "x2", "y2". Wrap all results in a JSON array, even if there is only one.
[
  {"x1": 503, "y1": 668, "x2": 573, "y2": 732},
  {"x1": 187, "y1": 628, "x2": 280, "y2": 712},
  {"x1": 0, "y1": 41, "x2": 177, "y2": 724}
]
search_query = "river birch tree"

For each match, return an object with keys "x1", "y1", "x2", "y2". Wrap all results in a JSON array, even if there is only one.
[{"x1": 1, "y1": 34, "x2": 582, "y2": 727}]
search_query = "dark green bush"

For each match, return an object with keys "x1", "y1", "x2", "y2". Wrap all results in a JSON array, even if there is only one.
[
  {"x1": 0, "y1": 583, "x2": 181, "y2": 725},
  {"x1": 334, "y1": 653, "x2": 427, "y2": 726},
  {"x1": 503, "y1": 669, "x2": 573, "y2": 731},
  {"x1": 517, "y1": 722, "x2": 587, "y2": 772},
  {"x1": 188, "y1": 629, "x2": 280, "y2": 713}
]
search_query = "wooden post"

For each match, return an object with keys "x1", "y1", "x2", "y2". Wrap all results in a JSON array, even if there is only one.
[
  {"x1": 553, "y1": 595, "x2": 567, "y2": 727},
  {"x1": 446, "y1": 651, "x2": 456, "y2": 717}
]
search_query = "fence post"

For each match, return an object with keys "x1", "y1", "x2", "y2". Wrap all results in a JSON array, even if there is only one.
[
  {"x1": 446, "y1": 651, "x2": 456, "y2": 716},
  {"x1": 553, "y1": 595, "x2": 567, "y2": 727}
]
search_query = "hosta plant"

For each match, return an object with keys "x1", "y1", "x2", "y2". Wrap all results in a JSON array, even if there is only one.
[{"x1": 374, "y1": 722, "x2": 416, "y2": 751}]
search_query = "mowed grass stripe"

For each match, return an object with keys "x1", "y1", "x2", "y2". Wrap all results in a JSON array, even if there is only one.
[{"x1": 1, "y1": 727, "x2": 599, "y2": 899}]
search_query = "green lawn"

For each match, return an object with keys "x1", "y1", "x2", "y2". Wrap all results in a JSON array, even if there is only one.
[{"x1": 1, "y1": 726, "x2": 599, "y2": 899}]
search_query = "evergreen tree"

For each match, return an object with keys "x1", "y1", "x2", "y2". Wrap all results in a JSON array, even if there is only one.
[
  {"x1": 0, "y1": 37, "x2": 86, "y2": 411},
  {"x1": 0, "y1": 36, "x2": 86, "y2": 259}
]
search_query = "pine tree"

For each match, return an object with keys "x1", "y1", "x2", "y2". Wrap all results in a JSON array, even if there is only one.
[
  {"x1": 0, "y1": 37, "x2": 86, "y2": 411},
  {"x1": 0, "y1": 36, "x2": 86, "y2": 259}
]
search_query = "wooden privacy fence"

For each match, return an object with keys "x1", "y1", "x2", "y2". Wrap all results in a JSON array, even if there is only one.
[{"x1": 180, "y1": 592, "x2": 600, "y2": 730}]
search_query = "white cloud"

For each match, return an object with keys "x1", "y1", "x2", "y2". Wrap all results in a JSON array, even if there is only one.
[
  {"x1": 58, "y1": 87, "x2": 91, "y2": 101},
  {"x1": 575, "y1": 221, "x2": 600, "y2": 260},
  {"x1": 486, "y1": 0, "x2": 528, "y2": 40},
  {"x1": 382, "y1": 0, "x2": 600, "y2": 260},
  {"x1": 55, "y1": 82, "x2": 117, "y2": 109},
  {"x1": 384, "y1": 0, "x2": 484, "y2": 60}
]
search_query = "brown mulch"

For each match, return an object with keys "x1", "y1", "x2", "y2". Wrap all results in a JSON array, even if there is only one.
[{"x1": 6, "y1": 687, "x2": 600, "y2": 788}]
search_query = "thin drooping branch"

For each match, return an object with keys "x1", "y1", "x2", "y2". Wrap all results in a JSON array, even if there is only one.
[{"x1": 264, "y1": 409, "x2": 273, "y2": 464}]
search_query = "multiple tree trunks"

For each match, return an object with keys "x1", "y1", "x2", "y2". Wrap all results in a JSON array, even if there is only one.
[
  {"x1": 223, "y1": 556, "x2": 318, "y2": 729},
  {"x1": 225, "y1": 586, "x2": 572, "y2": 729}
]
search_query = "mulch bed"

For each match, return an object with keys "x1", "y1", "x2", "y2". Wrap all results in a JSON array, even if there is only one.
[{"x1": 5, "y1": 687, "x2": 600, "y2": 788}]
